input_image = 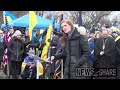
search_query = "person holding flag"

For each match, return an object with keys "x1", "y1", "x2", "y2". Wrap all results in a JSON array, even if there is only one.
[
  {"x1": 29, "y1": 11, "x2": 40, "y2": 55},
  {"x1": 2, "y1": 11, "x2": 17, "y2": 78}
]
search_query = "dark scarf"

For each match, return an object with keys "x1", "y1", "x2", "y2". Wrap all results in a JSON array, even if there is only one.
[{"x1": 67, "y1": 27, "x2": 75, "y2": 39}]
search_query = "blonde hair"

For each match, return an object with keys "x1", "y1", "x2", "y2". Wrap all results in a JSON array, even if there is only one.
[{"x1": 77, "y1": 26, "x2": 86, "y2": 35}]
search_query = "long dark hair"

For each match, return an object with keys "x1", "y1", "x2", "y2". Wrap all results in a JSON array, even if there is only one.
[{"x1": 60, "y1": 19, "x2": 74, "y2": 46}]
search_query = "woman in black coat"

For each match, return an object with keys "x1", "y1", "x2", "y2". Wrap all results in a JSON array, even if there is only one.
[
  {"x1": 50, "y1": 19, "x2": 90, "y2": 79},
  {"x1": 8, "y1": 30, "x2": 24, "y2": 79}
]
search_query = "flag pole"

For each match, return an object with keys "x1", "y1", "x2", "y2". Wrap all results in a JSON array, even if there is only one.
[
  {"x1": 78, "y1": 11, "x2": 82, "y2": 27},
  {"x1": 61, "y1": 59, "x2": 63, "y2": 79},
  {"x1": 46, "y1": 16, "x2": 54, "y2": 79},
  {"x1": 36, "y1": 60, "x2": 39, "y2": 79},
  {"x1": 60, "y1": 11, "x2": 64, "y2": 79},
  {"x1": 4, "y1": 11, "x2": 10, "y2": 77}
]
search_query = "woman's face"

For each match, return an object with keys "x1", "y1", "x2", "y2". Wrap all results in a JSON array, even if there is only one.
[
  {"x1": 29, "y1": 54, "x2": 34, "y2": 59},
  {"x1": 25, "y1": 31, "x2": 29, "y2": 36},
  {"x1": 0, "y1": 32, "x2": 3, "y2": 37},
  {"x1": 61, "y1": 22, "x2": 72, "y2": 33},
  {"x1": 96, "y1": 34, "x2": 100, "y2": 38},
  {"x1": 17, "y1": 34, "x2": 21, "y2": 39}
]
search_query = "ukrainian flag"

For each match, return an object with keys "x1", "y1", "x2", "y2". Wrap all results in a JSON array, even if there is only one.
[
  {"x1": 41, "y1": 16, "x2": 54, "y2": 60},
  {"x1": 3, "y1": 11, "x2": 17, "y2": 23},
  {"x1": 29, "y1": 11, "x2": 37, "y2": 41},
  {"x1": 41, "y1": 24, "x2": 53, "y2": 59}
]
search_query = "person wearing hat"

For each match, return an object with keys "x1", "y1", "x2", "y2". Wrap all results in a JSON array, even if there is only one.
[
  {"x1": 8, "y1": 30, "x2": 24, "y2": 79},
  {"x1": 21, "y1": 50, "x2": 43, "y2": 79}
]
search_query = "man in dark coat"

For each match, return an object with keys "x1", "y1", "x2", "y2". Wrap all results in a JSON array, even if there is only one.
[
  {"x1": 94, "y1": 28, "x2": 116, "y2": 79},
  {"x1": 29, "y1": 30, "x2": 40, "y2": 55},
  {"x1": 115, "y1": 35, "x2": 120, "y2": 79},
  {"x1": 0, "y1": 30, "x2": 5, "y2": 69},
  {"x1": 50, "y1": 19, "x2": 90, "y2": 79},
  {"x1": 49, "y1": 35, "x2": 59, "y2": 79},
  {"x1": 8, "y1": 30, "x2": 24, "y2": 79},
  {"x1": 21, "y1": 29, "x2": 31, "y2": 61}
]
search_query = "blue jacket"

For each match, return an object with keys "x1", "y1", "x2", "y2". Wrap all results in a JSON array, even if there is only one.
[
  {"x1": 88, "y1": 38, "x2": 94, "y2": 62},
  {"x1": 21, "y1": 56, "x2": 44, "y2": 76},
  {"x1": 24, "y1": 56, "x2": 37, "y2": 65}
]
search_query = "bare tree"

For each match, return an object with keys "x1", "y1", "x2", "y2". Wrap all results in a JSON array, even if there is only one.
[
  {"x1": 0, "y1": 11, "x2": 113, "y2": 29},
  {"x1": 111, "y1": 14, "x2": 120, "y2": 22},
  {"x1": 82, "y1": 11, "x2": 112, "y2": 29},
  {"x1": 56, "y1": 11, "x2": 112, "y2": 29}
]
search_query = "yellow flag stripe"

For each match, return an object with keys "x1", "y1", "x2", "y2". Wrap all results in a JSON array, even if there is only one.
[
  {"x1": 41, "y1": 24, "x2": 53, "y2": 59},
  {"x1": 115, "y1": 36, "x2": 120, "y2": 42},
  {"x1": 4, "y1": 16, "x2": 12, "y2": 23},
  {"x1": 29, "y1": 11, "x2": 37, "y2": 41}
]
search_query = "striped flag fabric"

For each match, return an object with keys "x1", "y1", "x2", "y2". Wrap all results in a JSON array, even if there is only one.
[
  {"x1": 41, "y1": 15, "x2": 54, "y2": 60},
  {"x1": 2, "y1": 11, "x2": 12, "y2": 68},
  {"x1": 54, "y1": 13, "x2": 64, "y2": 79},
  {"x1": 3, "y1": 32, "x2": 11, "y2": 67},
  {"x1": 3, "y1": 11, "x2": 17, "y2": 23},
  {"x1": 54, "y1": 59, "x2": 63, "y2": 79}
]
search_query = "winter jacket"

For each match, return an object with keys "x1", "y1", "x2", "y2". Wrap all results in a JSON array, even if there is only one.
[
  {"x1": 8, "y1": 36, "x2": 24, "y2": 61},
  {"x1": 54, "y1": 28, "x2": 90, "y2": 79}
]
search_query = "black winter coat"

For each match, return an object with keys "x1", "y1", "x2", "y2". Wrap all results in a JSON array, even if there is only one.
[
  {"x1": 54, "y1": 28, "x2": 90, "y2": 79},
  {"x1": 94, "y1": 36, "x2": 116, "y2": 68},
  {"x1": 0, "y1": 38, "x2": 6, "y2": 62},
  {"x1": 29, "y1": 35, "x2": 40, "y2": 55},
  {"x1": 0, "y1": 42, "x2": 4, "y2": 62},
  {"x1": 8, "y1": 37, "x2": 24, "y2": 61},
  {"x1": 115, "y1": 37, "x2": 120, "y2": 79}
]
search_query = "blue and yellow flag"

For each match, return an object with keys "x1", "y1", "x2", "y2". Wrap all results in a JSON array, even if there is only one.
[
  {"x1": 3, "y1": 11, "x2": 17, "y2": 23},
  {"x1": 29, "y1": 11, "x2": 37, "y2": 41},
  {"x1": 41, "y1": 15, "x2": 54, "y2": 60},
  {"x1": 41, "y1": 24, "x2": 53, "y2": 59}
]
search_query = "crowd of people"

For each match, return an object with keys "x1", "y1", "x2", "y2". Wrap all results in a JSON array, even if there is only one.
[{"x1": 0, "y1": 19, "x2": 120, "y2": 79}]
